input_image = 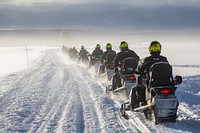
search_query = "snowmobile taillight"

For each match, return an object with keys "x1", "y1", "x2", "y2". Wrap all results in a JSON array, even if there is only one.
[
  {"x1": 129, "y1": 76, "x2": 136, "y2": 80},
  {"x1": 160, "y1": 89, "x2": 171, "y2": 94},
  {"x1": 109, "y1": 65, "x2": 115, "y2": 68}
]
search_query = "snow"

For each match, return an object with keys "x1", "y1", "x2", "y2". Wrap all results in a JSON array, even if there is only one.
[
  {"x1": 0, "y1": 46, "x2": 55, "y2": 76},
  {"x1": 0, "y1": 37, "x2": 200, "y2": 132}
]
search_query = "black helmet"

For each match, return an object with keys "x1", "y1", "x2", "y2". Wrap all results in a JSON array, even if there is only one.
[
  {"x1": 149, "y1": 41, "x2": 161, "y2": 55},
  {"x1": 119, "y1": 41, "x2": 128, "y2": 51},
  {"x1": 106, "y1": 43, "x2": 112, "y2": 50}
]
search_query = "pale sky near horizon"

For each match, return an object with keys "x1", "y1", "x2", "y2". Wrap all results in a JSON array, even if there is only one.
[
  {"x1": 1, "y1": 0, "x2": 200, "y2": 6},
  {"x1": 0, "y1": 0, "x2": 200, "y2": 32}
]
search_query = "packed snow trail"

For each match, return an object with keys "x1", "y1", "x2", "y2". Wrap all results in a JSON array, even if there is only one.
[
  {"x1": 0, "y1": 50, "x2": 135, "y2": 133},
  {"x1": 0, "y1": 49, "x2": 200, "y2": 133}
]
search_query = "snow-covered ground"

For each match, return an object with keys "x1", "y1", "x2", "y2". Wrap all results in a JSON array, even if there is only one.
[
  {"x1": 0, "y1": 46, "x2": 54, "y2": 76},
  {"x1": 0, "y1": 40, "x2": 200, "y2": 132}
]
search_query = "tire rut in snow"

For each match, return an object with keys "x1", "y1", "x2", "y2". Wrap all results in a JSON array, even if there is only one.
[
  {"x1": 0, "y1": 51, "x2": 72, "y2": 132},
  {"x1": 0, "y1": 59, "x2": 57, "y2": 132},
  {"x1": 74, "y1": 65, "x2": 128, "y2": 132},
  {"x1": 174, "y1": 106, "x2": 200, "y2": 133},
  {"x1": 67, "y1": 65, "x2": 101, "y2": 133},
  {"x1": 108, "y1": 92, "x2": 153, "y2": 133}
]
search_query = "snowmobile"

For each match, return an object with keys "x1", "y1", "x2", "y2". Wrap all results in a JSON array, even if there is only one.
[
  {"x1": 99, "y1": 52, "x2": 116, "y2": 81},
  {"x1": 120, "y1": 62, "x2": 182, "y2": 124},
  {"x1": 94, "y1": 57, "x2": 102, "y2": 74},
  {"x1": 104, "y1": 62, "x2": 115, "y2": 81},
  {"x1": 78, "y1": 55, "x2": 89, "y2": 65},
  {"x1": 98, "y1": 61, "x2": 115, "y2": 81},
  {"x1": 106, "y1": 57, "x2": 138, "y2": 98},
  {"x1": 70, "y1": 52, "x2": 78, "y2": 61},
  {"x1": 89, "y1": 54, "x2": 103, "y2": 77}
]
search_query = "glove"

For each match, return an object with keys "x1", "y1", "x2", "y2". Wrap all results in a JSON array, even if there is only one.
[{"x1": 134, "y1": 70, "x2": 139, "y2": 75}]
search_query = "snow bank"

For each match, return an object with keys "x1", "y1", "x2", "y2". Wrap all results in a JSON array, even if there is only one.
[{"x1": 0, "y1": 46, "x2": 57, "y2": 77}]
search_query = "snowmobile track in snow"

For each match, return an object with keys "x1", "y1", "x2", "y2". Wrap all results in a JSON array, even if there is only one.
[{"x1": 0, "y1": 50, "x2": 199, "y2": 133}]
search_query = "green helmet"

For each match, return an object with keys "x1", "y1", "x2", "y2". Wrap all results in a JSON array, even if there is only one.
[
  {"x1": 119, "y1": 41, "x2": 128, "y2": 51},
  {"x1": 106, "y1": 43, "x2": 112, "y2": 50},
  {"x1": 81, "y1": 45, "x2": 84, "y2": 50},
  {"x1": 96, "y1": 44, "x2": 101, "y2": 49},
  {"x1": 149, "y1": 41, "x2": 161, "y2": 54}
]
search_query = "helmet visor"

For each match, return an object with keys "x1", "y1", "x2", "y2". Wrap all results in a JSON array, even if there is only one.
[
  {"x1": 106, "y1": 44, "x2": 112, "y2": 49},
  {"x1": 96, "y1": 44, "x2": 101, "y2": 48},
  {"x1": 149, "y1": 43, "x2": 161, "y2": 52},
  {"x1": 120, "y1": 42, "x2": 128, "y2": 48}
]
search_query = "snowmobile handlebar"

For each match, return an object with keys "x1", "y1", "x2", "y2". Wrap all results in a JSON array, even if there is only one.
[
  {"x1": 133, "y1": 70, "x2": 140, "y2": 75},
  {"x1": 174, "y1": 75, "x2": 182, "y2": 85}
]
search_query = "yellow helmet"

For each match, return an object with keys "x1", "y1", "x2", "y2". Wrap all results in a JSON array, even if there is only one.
[
  {"x1": 119, "y1": 41, "x2": 128, "y2": 51},
  {"x1": 81, "y1": 45, "x2": 84, "y2": 49},
  {"x1": 106, "y1": 43, "x2": 112, "y2": 50},
  {"x1": 96, "y1": 44, "x2": 101, "y2": 49},
  {"x1": 149, "y1": 41, "x2": 161, "y2": 54}
]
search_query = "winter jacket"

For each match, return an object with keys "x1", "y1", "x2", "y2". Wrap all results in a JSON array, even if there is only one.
[
  {"x1": 91, "y1": 48, "x2": 103, "y2": 61},
  {"x1": 101, "y1": 50, "x2": 116, "y2": 64},
  {"x1": 137, "y1": 54, "x2": 168, "y2": 75},
  {"x1": 114, "y1": 49, "x2": 139, "y2": 67},
  {"x1": 79, "y1": 49, "x2": 89, "y2": 59}
]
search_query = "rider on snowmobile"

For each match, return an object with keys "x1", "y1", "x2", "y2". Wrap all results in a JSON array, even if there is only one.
[
  {"x1": 69, "y1": 46, "x2": 79, "y2": 60},
  {"x1": 111, "y1": 41, "x2": 140, "y2": 90},
  {"x1": 130, "y1": 41, "x2": 169, "y2": 109},
  {"x1": 99, "y1": 43, "x2": 116, "y2": 75},
  {"x1": 89, "y1": 44, "x2": 104, "y2": 68},
  {"x1": 78, "y1": 45, "x2": 90, "y2": 62}
]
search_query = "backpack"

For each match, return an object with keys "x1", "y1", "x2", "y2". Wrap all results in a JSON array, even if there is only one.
[
  {"x1": 122, "y1": 57, "x2": 138, "y2": 75},
  {"x1": 105, "y1": 52, "x2": 116, "y2": 63},
  {"x1": 149, "y1": 62, "x2": 173, "y2": 87}
]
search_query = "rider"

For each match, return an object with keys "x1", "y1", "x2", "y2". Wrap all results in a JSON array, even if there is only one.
[
  {"x1": 78, "y1": 45, "x2": 90, "y2": 62},
  {"x1": 89, "y1": 44, "x2": 104, "y2": 68},
  {"x1": 130, "y1": 41, "x2": 169, "y2": 109},
  {"x1": 99, "y1": 43, "x2": 116, "y2": 75},
  {"x1": 112, "y1": 41, "x2": 140, "y2": 90},
  {"x1": 70, "y1": 46, "x2": 79, "y2": 60}
]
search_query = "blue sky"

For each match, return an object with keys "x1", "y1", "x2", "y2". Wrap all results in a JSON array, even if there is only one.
[{"x1": 0, "y1": 0, "x2": 200, "y2": 32}]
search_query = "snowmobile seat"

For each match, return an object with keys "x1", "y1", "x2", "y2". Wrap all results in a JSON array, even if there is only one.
[
  {"x1": 149, "y1": 62, "x2": 174, "y2": 87},
  {"x1": 122, "y1": 57, "x2": 138, "y2": 75}
]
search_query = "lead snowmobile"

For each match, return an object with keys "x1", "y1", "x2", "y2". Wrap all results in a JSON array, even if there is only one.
[{"x1": 120, "y1": 62, "x2": 182, "y2": 124}]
